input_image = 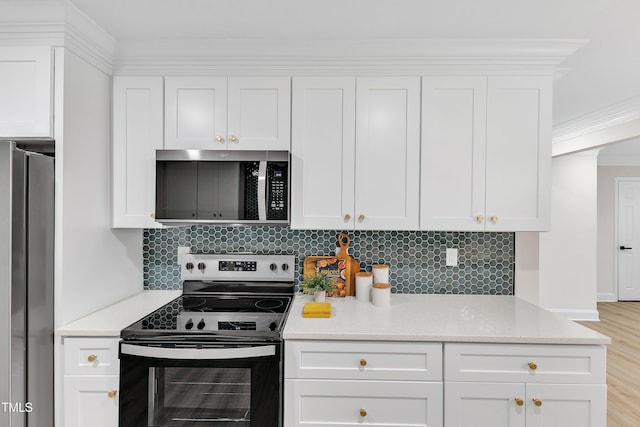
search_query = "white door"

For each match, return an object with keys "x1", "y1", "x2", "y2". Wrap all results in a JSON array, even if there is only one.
[
  {"x1": 0, "y1": 46, "x2": 52, "y2": 138},
  {"x1": 421, "y1": 76, "x2": 487, "y2": 231},
  {"x1": 617, "y1": 179, "x2": 640, "y2": 300},
  {"x1": 444, "y1": 382, "x2": 525, "y2": 427},
  {"x1": 227, "y1": 76, "x2": 291, "y2": 150},
  {"x1": 290, "y1": 77, "x2": 356, "y2": 229},
  {"x1": 112, "y1": 76, "x2": 164, "y2": 228},
  {"x1": 485, "y1": 76, "x2": 552, "y2": 231},
  {"x1": 355, "y1": 77, "x2": 421, "y2": 230},
  {"x1": 63, "y1": 376, "x2": 119, "y2": 427},
  {"x1": 525, "y1": 384, "x2": 606, "y2": 427},
  {"x1": 164, "y1": 76, "x2": 227, "y2": 149}
]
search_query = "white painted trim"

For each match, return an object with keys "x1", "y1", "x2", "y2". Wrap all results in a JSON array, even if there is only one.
[
  {"x1": 597, "y1": 293, "x2": 617, "y2": 302},
  {"x1": 112, "y1": 38, "x2": 586, "y2": 76},
  {"x1": 552, "y1": 117, "x2": 640, "y2": 157},
  {"x1": 546, "y1": 308, "x2": 600, "y2": 321}
]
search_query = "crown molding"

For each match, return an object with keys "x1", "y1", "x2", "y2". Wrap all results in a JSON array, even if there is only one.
[
  {"x1": 113, "y1": 38, "x2": 587, "y2": 76},
  {"x1": 553, "y1": 96, "x2": 640, "y2": 143},
  {"x1": 0, "y1": 1, "x2": 114, "y2": 74}
]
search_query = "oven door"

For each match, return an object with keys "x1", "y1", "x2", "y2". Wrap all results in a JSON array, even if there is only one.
[{"x1": 119, "y1": 341, "x2": 282, "y2": 427}]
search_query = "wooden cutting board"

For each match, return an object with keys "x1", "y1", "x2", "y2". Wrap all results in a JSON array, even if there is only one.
[{"x1": 335, "y1": 233, "x2": 360, "y2": 296}]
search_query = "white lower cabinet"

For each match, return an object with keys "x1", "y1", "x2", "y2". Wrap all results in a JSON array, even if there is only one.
[
  {"x1": 443, "y1": 343, "x2": 607, "y2": 427},
  {"x1": 62, "y1": 337, "x2": 120, "y2": 427},
  {"x1": 284, "y1": 340, "x2": 443, "y2": 427}
]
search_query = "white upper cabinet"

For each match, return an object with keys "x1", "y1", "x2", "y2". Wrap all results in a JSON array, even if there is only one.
[
  {"x1": 355, "y1": 77, "x2": 421, "y2": 230},
  {"x1": 291, "y1": 77, "x2": 356, "y2": 229},
  {"x1": 0, "y1": 46, "x2": 53, "y2": 138},
  {"x1": 112, "y1": 76, "x2": 164, "y2": 228},
  {"x1": 164, "y1": 76, "x2": 290, "y2": 150},
  {"x1": 485, "y1": 76, "x2": 551, "y2": 231},
  {"x1": 291, "y1": 76, "x2": 420, "y2": 230},
  {"x1": 421, "y1": 76, "x2": 552, "y2": 231}
]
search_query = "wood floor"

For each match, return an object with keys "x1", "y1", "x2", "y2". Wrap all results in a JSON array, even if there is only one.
[{"x1": 578, "y1": 302, "x2": 640, "y2": 427}]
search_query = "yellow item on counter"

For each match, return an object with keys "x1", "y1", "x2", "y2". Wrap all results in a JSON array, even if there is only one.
[{"x1": 303, "y1": 302, "x2": 331, "y2": 318}]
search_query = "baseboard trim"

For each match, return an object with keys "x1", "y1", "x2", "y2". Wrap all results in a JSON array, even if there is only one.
[
  {"x1": 546, "y1": 308, "x2": 600, "y2": 321},
  {"x1": 597, "y1": 292, "x2": 617, "y2": 302}
]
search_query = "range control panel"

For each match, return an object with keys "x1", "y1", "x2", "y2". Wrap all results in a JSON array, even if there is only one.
[{"x1": 177, "y1": 247, "x2": 295, "y2": 281}]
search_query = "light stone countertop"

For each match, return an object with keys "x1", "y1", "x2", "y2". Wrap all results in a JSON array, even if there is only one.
[
  {"x1": 283, "y1": 294, "x2": 611, "y2": 345},
  {"x1": 55, "y1": 290, "x2": 181, "y2": 337}
]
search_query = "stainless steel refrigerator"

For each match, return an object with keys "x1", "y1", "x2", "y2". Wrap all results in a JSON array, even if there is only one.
[{"x1": 0, "y1": 141, "x2": 54, "y2": 427}]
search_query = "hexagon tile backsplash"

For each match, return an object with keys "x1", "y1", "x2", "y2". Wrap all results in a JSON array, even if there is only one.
[{"x1": 143, "y1": 226, "x2": 514, "y2": 295}]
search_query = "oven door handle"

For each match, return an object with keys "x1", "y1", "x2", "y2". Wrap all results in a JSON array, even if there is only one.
[{"x1": 121, "y1": 343, "x2": 276, "y2": 360}]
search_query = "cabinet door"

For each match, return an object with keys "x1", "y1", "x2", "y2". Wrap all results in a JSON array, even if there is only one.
[
  {"x1": 291, "y1": 77, "x2": 356, "y2": 229},
  {"x1": 525, "y1": 384, "x2": 606, "y2": 427},
  {"x1": 285, "y1": 379, "x2": 443, "y2": 427},
  {"x1": 112, "y1": 76, "x2": 164, "y2": 228},
  {"x1": 485, "y1": 76, "x2": 552, "y2": 231},
  {"x1": 63, "y1": 376, "x2": 119, "y2": 427},
  {"x1": 445, "y1": 382, "x2": 525, "y2": 427},
  {"x1": 355, "y1": 77, "x2": 421, "y2": 230},
  {"x1": 227, "y1": 76, "x2": 291, "y2": 150},
  {"x1": 421, "y1": 77, "x2": 487, "y2": 231},
  {"x1": 164, "y1": 76, "x2": 227, "y2": 149},
  {"x1": 0, "y1": 46, "x2": 52, "y2": 138}
]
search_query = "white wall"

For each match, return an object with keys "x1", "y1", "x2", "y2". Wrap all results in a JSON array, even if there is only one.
[
  {"x1": 536, "y1": 151, "x2": 599, "y2": 320},
  {"x1": 596, "y1": 165, "x2": 640, "y2": 301},
  {"x1": 54, "y1": 48, "x2": 142, "y2": 327}
]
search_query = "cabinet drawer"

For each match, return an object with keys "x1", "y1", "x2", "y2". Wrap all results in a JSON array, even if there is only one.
[
  {"x1": 285, "y1": 340, "x2": 442, "y2": 381},
  {"x1": 64, "y1": 338, "x2": 120, "y2": 375},
  {"x1": 444, "y1": 343, "x2": 605, "y2": 384},
  {"x1": 284, "y1": 379, "x2": 443, "y2": 427}
]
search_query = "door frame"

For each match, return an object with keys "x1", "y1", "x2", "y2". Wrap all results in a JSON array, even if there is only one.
[{"x1": 614, "y1": 177, "x2": 640, "y2": 301}]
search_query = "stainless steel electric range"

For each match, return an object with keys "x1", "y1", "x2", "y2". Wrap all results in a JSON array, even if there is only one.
[{"x1": 119, "y1": 252, "x2": 295, "y2": 427}]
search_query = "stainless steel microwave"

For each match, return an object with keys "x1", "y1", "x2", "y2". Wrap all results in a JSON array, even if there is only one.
[{"x1": 155, "y1": 150, "x2": 289, "y2": 225}]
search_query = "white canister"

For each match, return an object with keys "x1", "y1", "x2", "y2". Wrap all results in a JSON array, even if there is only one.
[
  {"x1": 372, "y1": 264, "x2": 389, "y2": 284},
  {"x1": 371, "y1": 283, "x2": 391, "y2": 308},
  {"x1": 355, "y1": 272, "x2": 373, "y2": 302}
]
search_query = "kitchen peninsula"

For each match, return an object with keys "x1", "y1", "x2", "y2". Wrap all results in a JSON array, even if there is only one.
[{"x1": 284, "y1": 294, "x2": 609, "y2": 427}]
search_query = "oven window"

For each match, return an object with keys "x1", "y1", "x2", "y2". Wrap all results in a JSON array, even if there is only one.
[{"x1": 149, "y1": 367, "x2": 251, "y2": 426}]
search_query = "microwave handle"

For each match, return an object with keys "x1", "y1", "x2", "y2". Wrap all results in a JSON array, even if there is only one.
[
  {"x1": 257, "y1": 160, "x2": 267, "y2": 221},
  {"x1": 121, "y1": 343, "x2": 276, "y2": 360}
]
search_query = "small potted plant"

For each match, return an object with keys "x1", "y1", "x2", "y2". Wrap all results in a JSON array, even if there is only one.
[{"x1": 299, "y1": 273, "x2": 335, "y2": 302}]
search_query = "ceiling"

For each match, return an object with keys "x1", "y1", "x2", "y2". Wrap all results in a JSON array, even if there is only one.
[{"x1": 62, "y1": 0, "x2": 640, "y2": 129}]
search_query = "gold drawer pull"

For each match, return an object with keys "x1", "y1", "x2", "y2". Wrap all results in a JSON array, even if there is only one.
[
  {"x1": 532, "y1": 398, "x2": 542, "y2": 407},
  {"x1": 229, "y1": 135, "x2": 237, "y2": 142},
  {"x1": 87, "y1": 354, "x2": 97, "y2": 363},
  {"x1": 215, "y1": 135, "x2": 223, "y2": 142},
  {"x1": 359, "y1": 358, "x2": 367, "y2": 367},
  {"x1": 108, "y1": 390, "x2": 117, "y2": 399},
  {"x1": 528, "y1": 361, "x2": 537, "y2": 370},
  {"x1": 360, "y1": 408, "x2": 367, "y2": 417},
  {"x1": 515, "y1": 398, "x2": 524, "y2": 406}
]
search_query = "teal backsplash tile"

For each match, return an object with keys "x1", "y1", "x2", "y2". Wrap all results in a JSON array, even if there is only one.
[{"x1": 143, "y1": 226, "x2": 514, "y2": 295}]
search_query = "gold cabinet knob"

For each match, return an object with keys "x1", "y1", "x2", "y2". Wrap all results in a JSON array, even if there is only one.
[
  {"x1": 344, "y1": 214, "x2": 351, "y2": 221},
  {"x1": 515, "y1": 398, "x2": 524, "y2": 407},
  {"x1": 229, "y1": 135, "x2": 237, "y2": 142},
  {"x1": 528, "y1": 362, "x2": 537, "y2": 370},
  {"x1": 359, "y1": 358, "x2": 367, "y2": 367},
  {"x1": 87, "y1": 354, "x2": 97, "y2": 363},
  {"x1": 359, "y1": 408, "x2": 367, "y2": 417},
  {"x1": 108, "y1": 390, "x2": 117, "y2": 399},
  {"x1": 532, "y1": 398, "x2": 542, "y2": 407},
  {"x1": 215, "y1": 135, "x2": 223, "y2": 142},
  {"x1": 358, "y1": 214, "x2": 365, "y2": 222},
  {"x1": 475, "y1": 215, "x2": 484, "y2": 223},
  {"x1": 490, "y1": 215, "x2": 498, "y2": 223},
  {"x1": 150, "y1": 213, "x2": 155, "y2": 219}
]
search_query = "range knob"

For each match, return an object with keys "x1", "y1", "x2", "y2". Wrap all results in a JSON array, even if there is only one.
[
  {"x1": 270, "y1": 263, "x2": 278, "y2": 271},
  {"x1": 197, "y1": 319, "x2": 206, "y2": 330},
  {"x1": 184, "y1": 319, "x2": 194, "y2": 330},
  {"x1": 197, "y1": 262, "x2": 206, "y2": 272},
  {"x1": 185, "y1": 262, "x2": 194, "y2": 272},
  {"x1": 281, "y1": 263, "x2": 289, "y2": 271}
]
